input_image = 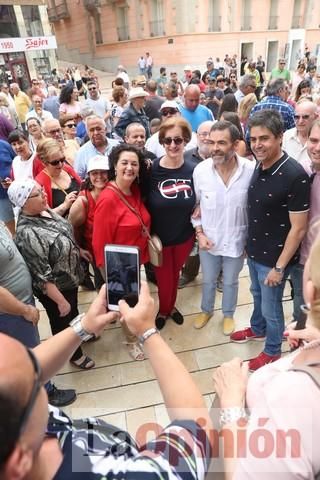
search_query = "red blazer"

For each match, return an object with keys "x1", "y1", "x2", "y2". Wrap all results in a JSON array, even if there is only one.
[{"x1": 35, "y1": 164, "x2": 81, "y2": 208}]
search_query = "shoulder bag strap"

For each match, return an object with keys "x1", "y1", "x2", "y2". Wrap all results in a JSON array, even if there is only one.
[
  {"x1": 289, "y1": 362, "x2": 320, "y2": 389},
  {"x1": 106, "y1": 184, "x2": 151, "y2": 239},
  {"x1": 43, "y1": 169, "x2": 68, "y2": 195}
]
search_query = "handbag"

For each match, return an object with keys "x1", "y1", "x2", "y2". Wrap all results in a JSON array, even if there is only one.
[{"x1": 106, "y1": 184, "x2": 163, "y2": 267}]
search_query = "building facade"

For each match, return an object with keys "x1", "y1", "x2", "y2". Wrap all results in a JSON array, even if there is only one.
[
  {"x1": 48, "y1": 0, "x2": 320, "y2": 76},
  {"x1": 0, "y1": 1, "x2": 57, "y2": 90}
]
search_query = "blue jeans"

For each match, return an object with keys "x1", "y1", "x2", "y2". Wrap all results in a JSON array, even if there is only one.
[
  {"x1": 248, "y1": 258, "x2": 291, "y2": 356},
  {"x1": 290, "y1": 263, "x2": 304, "y2": 321},
  {"x1": 199, "y1": 251, "x2": 244, "y2": 317}
]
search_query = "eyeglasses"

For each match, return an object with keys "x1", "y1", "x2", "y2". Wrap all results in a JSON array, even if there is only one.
[
  {"x1": 161, "y1": 109, "x2": 178, "y2": 116},
  {"x1": 47, "y1": 128, "x2": 62, "y2": 135},
  {"x1": 28, "y1": 187, "x2": 45, "y2": 199},
  {"x1": 198, "y1": 132, "x2": 210, "y2": 137},
  {"x1": 294, "y1": 114, "x2": 311, "y2": 120},
  {"x1": 88, "y1": 87, "x2": 97, "y2": 91},
  {"x1": 163, "y1": 136, "x2": 184, "y2": 145},
  {"x1": 65, "y1": 123, "x2": 76, "y2": 128},
  {"x1": 17, "y1": 348, "x2": 42, "y2": 437},
  {"x1": 47, "y1": 157, "x2": 65, "y2": 166}
]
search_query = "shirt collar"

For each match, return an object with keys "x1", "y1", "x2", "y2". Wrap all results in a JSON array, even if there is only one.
[{"x1": 256, "y1": 153, "x2": 289, "y2": 175}]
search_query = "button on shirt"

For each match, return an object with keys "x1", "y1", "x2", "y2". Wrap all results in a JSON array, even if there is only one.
[
  {"x1": 282, "y1": 127, "x2": 312, "y2": 171},
  {"x1": 74, "y1": 138, "x2": 119, "y2": 179},
  {"x1": 192, "y1": 155, "x2": 255, "y2": 257},
  {"x1": 246, "y1": 154, "x2": 310, "y2": 268}
]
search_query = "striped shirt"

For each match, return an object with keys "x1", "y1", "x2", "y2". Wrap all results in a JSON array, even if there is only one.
[{"x1": 47, "y1": 406, "x2": 211, "y2": 479}]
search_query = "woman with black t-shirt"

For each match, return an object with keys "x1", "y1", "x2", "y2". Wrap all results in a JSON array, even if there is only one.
[{"x1": 147, "y1": 117, "x2": 196, "y2": 329}]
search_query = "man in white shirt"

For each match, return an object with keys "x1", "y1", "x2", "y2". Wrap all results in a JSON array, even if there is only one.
[
  {"x1": 83, "y1": 81, "x2": 111, "y2": 124},
  {"x1": 146, "y1": 52, "x2": 153, "y2": 79},
  {"x1": 26, "y1": 94, "x2": 53, "y2": 124},
  {"x1": 192, "y1": 120, "x2": 254, "y2": 334},
  {"x1": 282, "y1": 99, "x2": 318, "y2": 170}
]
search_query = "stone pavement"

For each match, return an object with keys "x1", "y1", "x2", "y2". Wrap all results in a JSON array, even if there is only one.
[{"x1": 38, "y1": 262, "x2": 292, "y2": 442}]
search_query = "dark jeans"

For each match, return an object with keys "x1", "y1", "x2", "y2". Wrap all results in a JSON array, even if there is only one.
[
  {"x1": 37, "y1": 288, "x2": 83, "y2": 361},
  {"x1": 290, "y1": 263, "x2": 304, "y2": 321}
]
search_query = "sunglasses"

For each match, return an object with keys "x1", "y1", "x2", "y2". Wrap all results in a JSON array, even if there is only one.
[
  {"x1": 161, "y1": 109, "x2": 177, "y2": 116},
  {"x1": 29, "y1": 187, "x2": 45, "y2": 199},
  {"x1": 163, "y1": 136, "x2": 184, "y2": 145},
  {"x1": 88, "y1": 87, "x2": 97, "y2": 91},
  {"x1": 47, "y1": 157, "x2": 65, "y2": 166},
  {"x1": 294, "y1": 114, "x2": 311, "y2": 120},
  {"x1": 18, "y1": 348, "x2": 42, "y2": 436},
  {"x1": 65, "y1": 123, "x2": 76, "y2": 128}
]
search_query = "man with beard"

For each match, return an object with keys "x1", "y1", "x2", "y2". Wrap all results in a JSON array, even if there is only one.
[
  {"x1": 178, "y1": 120, "x2": 216, "y2": 287},
  {"x1": 74, "y1": 115, "x2": 119, "y2": 179},
  {"x1": 192, "y1": 121, "x2": 254, "y2": 334}
]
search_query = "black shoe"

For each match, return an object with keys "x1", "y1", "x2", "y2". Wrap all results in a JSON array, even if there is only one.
[
  {"x1": 155, "y1": 313, "x2": 167, "y2": 330},
  {"x1": 48, "y1": 385, "x2": 77, "y2": 407},
  {"x1": 80, "y1": 274, "x2": 95, "y2": 291},
  {"x1": 170, "y1": 307, "x2": 184, "y2": 325},
  {"x1": 178, "y1": 276, "x2": 194, "y2": 289}
]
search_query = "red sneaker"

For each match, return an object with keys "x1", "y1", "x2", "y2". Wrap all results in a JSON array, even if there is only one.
[
  {"x1": 230, "y1": 327, "x2": 266, "y2": 343},
  {"x1": 249, "y1": 352, "x2": 281, "y2": 371}
]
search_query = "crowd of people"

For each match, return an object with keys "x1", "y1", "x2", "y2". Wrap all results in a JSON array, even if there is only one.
[{"x1": 0, "y1": 48, "x2": 320, "y2": 479}]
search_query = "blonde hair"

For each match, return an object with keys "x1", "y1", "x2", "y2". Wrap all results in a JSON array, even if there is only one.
[
  {"x1": 37, "y1": 138, "x2": 63, "y2": 163},
  {"x1": 0, "y1": 92, "x2": 9, "y2": 107},
  {"x1": 238, "y1": 93, "x2": 257, "y2": 122},
  {"x1": 308, "y1": 231, "x2": 320, "y2": 329}
]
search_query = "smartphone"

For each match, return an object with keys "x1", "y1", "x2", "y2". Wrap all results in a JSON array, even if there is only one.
[{"x1": 104, "y1": 244, "x2": 140, "y2": 311}]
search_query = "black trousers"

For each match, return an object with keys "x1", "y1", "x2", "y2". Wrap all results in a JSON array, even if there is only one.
[{"x1": 37, "y1": 288, "x2": 83, "y2": 361}]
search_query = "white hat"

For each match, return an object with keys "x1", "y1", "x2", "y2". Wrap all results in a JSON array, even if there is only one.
[
  {"x1": 87, "y1": 155, "x2": 109, "y2": 173},
  {"x1": 160, "y1": 100, "x2": 180, "y2": 111},
  {"x1": 8, "y1": 179, "x2": 36, "y2": 208},
  {"x1": 129, "y1": 87, "x2": 149, "y2": 100},
  {"x1": 184, "y1": 65, "x2": 192, "y2": 71}
]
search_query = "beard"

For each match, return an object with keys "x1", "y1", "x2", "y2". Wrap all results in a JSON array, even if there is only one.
[{"x1": 212, "y1": 150, "x2": 234, "y2": 165}]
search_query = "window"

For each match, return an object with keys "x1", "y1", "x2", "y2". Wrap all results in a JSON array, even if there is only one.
[
  {"x1": 241, "y1": 0, "x2": 252, "y2": 31},
  {"x1": 0, "y1": 6, "x2": 19, "y2": 38},
  {"x1": 150, "y1": 0, "x2": 165, "y2": 37},
  {"x1": 21, "y1": 5, "x2": 43, "y2": 36},
  {"x1": 208, "y1": 0, "x2": 221, "y2": 32},
  {"x1": 116, "y1": 6, "x2": 129, "y2": 41},
  {"x1": 291, "y1": 0, "x2": 302, "y2": 28},
  {"x1": 268, "y1": 0, "x2": 278, "y2": 29}
]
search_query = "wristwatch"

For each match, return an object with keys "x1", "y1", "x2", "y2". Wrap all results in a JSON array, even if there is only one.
[
  {"x1": 220, "y1": 407, "x2": 249, "y2": 427},
  {"x1": 69, "y1": 313, "x2": 94, "y2": 342},
  {"x1": 275, "y1": 265, "x2": 285, "y2": 274},
  {"x1": 138, "y1": 327, "x2": 159, "y2": 345}
]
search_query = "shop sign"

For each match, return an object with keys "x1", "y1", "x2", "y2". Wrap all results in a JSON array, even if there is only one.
[{"x1": 0, "y1": 36, "x2": 57, "y2": 54}]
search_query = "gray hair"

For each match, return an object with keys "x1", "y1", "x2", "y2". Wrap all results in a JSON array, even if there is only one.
[
  {"x1": 239, "y1": 74, "x2": 256, "y2": 88},
  {"x1": 265, "y1": 78, "x2": 286, "y2": 96}
]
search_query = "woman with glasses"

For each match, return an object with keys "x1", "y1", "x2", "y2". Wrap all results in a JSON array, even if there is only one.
[
  {"x1": 8, "y1": 179, "x2": 94, "y2": 370},
  {"x1": 35, "y1": 138, "x2": 81, "y2": 216},
  {"x1": 59, "y1": 115, "x2": 82, "y2": 148},
  {"x1": 26, "y1": 117, "x2": 45, "y2": 151},
  {"x1": 59, "y1": 84, "x2": 81, "y2": 119},
  {"x1": 228, "y1": 73, "x2": 238, "y2": 93},
  {"x1": 147, "y1": 117, "x2": 196, "y2": 330}
]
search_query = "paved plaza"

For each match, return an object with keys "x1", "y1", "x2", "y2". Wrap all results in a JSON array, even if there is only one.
[{"x1": 38, "y1": 262, "x2": 291, "y2": 441}]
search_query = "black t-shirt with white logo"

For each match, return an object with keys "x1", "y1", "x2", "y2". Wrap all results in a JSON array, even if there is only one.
[
  {"x1": 147, "y1": 158, "x2": 196, "y2": 246},
  {"x1": 246, "y1": 154, "x2": 310, "y2": 267}
]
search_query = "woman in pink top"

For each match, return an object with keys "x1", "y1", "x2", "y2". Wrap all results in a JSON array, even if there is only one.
[
  {"x1": 59, "y1": 84, "x2": 81, "y2": 118},
  {"x1": 212, "y1": 236, "x2": 320, "y2": 479}
]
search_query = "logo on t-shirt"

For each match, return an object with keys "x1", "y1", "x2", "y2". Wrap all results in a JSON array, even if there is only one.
[{"x1": 158, "y1": 179, "x2": 193, "y2": 199}]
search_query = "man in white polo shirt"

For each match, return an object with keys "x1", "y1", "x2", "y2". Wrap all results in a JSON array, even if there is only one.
[
  {"x1": 282, "y1": 99, "x2": 318, "y2": 170},
  {"x1": 192, "y1": 120, "x2": 254, "y2": 334}
]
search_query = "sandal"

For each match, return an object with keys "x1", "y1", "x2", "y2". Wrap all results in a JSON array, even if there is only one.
[
  {"x1": 124, "y1": 342, "x2": 145, "y2": 361},
  {"x1": 71, "y1": 355, "x2": 95, "y2": 370}
]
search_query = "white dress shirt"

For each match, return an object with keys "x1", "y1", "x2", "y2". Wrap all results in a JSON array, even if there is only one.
[
  {"x1": 192, "y1": 155, "x2": 255, "y2": 257},
  {"x1": 282, "y1": 127, "x2": 311, "y2": 170}
]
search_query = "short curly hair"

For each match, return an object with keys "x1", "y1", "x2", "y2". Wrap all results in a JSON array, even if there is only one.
[{"x1": 108, "y1": 144, "x2": 148, "y2": 186}]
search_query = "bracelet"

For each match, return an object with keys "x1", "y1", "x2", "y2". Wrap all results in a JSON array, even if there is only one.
[
  {"x1": 220, "y1": 406, "x2": 248, "y2": 427},
  {"x1": 138, "y1": 327, "x2": 159, "y2": 345}
]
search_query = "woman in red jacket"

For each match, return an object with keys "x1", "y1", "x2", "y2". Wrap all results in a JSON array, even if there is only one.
[
  {"x1": 36, "y1": 138, "x2": 81, "y2": 216},
  {"x1": 93, "y1": 144, "x2": 150, "y2": 360}
]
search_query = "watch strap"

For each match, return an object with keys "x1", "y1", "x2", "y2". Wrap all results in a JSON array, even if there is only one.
[
  {"x1": 70, "y1": 313, "x2": 94, "y2": 342},
  {"x1": 138, "y1": 327, "x2": 159, "y2": 345}
]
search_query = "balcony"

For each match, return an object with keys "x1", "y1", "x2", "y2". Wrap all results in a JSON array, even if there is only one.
[
  {"x1": 268, "y1": 15, "x2": 278, "y2": 29},
  {"x1": 117, "y1": 25, "x2": 130, "y2": 41},
  {"x1": 291, "y1": 15, "x2": 302, "y2": 28},
  {"x1": 208, "y1": 16, "x2": 221, "y2": 32},
  {"x1": 241, "y1": 16, "x2": 252, "y2": 30},
  {"x1": 83, "y1": 0, "x2": 101, "y2": 12},
  {"x1": 149, "y1": 19, "x2": 165, "y2": 37},
  {"x1": 47, "y1": 1, "x2": 70, "y2": 22}
]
